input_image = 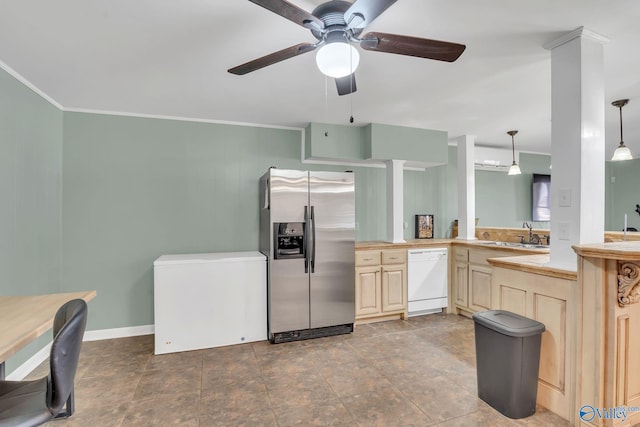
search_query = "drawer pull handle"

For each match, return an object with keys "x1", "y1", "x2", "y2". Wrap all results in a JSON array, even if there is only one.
[
  {"x1": 363, "y1": 258, "x2": 372, "y2": 261},
  {"x1": 389, "y1": 257, "x2": 398, "y2": 260}
]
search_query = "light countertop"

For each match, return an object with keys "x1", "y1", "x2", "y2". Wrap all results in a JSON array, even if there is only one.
[
  {"x1": 487, "y1": 254, "x2": 577, "y2": 280},
  {"x1": 573, "y1": 241, "x2": 640, "y2": 261},
  {"x1": 356, "y1": 239, "x2": 549, "y2": 254}
]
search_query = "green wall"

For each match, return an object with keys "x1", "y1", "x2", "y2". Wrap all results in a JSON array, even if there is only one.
[
  {"x1": 60, "y1": 113, "x2": 454, "y2": 332},
  {"x1": 0, "y1": 68, "x2": 63, "y2": 372},
  {"x1": 61, "y1": 113, "x2": 308, "y2": 329},
  {"x1": 470, "y1": 151, "x2": 639, "y2": 232},
  {"x1": 475, "y1": 171, "x2": 533, "y2": 227},
  {"x1": 473, "y1": 152, "x2": 553, "y2": 229},
  {"x1": 404, "y1": 165, "x2": 451, "y2": 238},
  {"x1": 606, "y1": 158, "x2": 640, "y2": 231},
  {"x1": 0, "y1": 65, "x2": 538, "y2": 373}
]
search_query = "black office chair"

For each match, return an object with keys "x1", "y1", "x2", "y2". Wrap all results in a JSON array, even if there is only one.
[{"x1": 0, "y1": 299, "x2": 88, "y2": 427}]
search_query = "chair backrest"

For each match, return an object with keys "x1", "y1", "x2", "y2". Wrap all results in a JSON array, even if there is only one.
[{"x1": 48, "y1": 299, "x2": 88, "y2": 414}]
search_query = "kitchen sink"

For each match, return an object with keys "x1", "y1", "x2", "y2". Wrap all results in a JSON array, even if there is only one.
[{"x1": 482, "y1": 241, "x2": 548, "y2": 249}]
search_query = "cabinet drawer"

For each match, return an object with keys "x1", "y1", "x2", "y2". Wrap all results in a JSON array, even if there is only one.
[
  {"x1": 382, "y1": 250, "x2": 406, "y2": 265},
  {"x1": 455, "y1": 248, "x2": 469, "y2": 262},
  {"x1": 356, "y1": 251, "x2": 381, "y2": 266}
]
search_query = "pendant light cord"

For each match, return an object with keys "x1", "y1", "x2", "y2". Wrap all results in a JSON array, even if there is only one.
[{"x1": 619, "y1": 104, "x2": 624, "y2": 145}]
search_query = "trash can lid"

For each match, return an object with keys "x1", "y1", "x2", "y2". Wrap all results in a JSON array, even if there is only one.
[{"x1": 472, "y1": 310, "x2": 545, "y2": 337}]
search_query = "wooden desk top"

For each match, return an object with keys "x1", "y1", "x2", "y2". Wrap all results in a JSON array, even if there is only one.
[{"x1": 0, "y1": 291, "x2": 96, "y2": 363}]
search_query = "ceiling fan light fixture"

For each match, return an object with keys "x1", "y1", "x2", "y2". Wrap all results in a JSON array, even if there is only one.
[
  {"x1": 611, "y1": 99, "x2": 633, "y2": 161},
  {"x1": 315, "y1": 42, "x2": 360, "y2": 78}
]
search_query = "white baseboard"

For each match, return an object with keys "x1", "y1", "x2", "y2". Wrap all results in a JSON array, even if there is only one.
[
  {"x1": 6, "y1": 324, "x2": 155, "y2": 380},
  {"x1": 83, "y1": 324, "x2": 154, "y2": 341},
  {"x1": 6, "y1": 343, "x2": 52, "y2": 381}
]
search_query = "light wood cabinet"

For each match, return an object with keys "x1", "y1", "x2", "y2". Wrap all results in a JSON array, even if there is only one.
[
  {"x1": 469, "y1": 265, "x2": 492, "y2": 312},
  {"x1": 453, "y1": 246, "x2": 514, "y2": 317},
  {"x1": 453, "y1": 247, "x2": 470, "y2": 313},
  {"x1": 381, "y1": 264, "x2": 406, "y2": 312},
  {"x1": 490, "y1": 263, "x2": 575, "y2": 421},
  {"x1": 355, "y1": 249, "x2": 407, "y2": 323},
  {"x1": 355, "y1": 265, "x2": 381, "y2": 315}
]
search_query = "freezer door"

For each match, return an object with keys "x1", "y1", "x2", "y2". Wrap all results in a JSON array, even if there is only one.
[
  {"x1": 268, "y1": 169, "x2": 310, "y2": 334},
  {"x1": 309, "y1": 171, "x2": 356, "y2": 328}
]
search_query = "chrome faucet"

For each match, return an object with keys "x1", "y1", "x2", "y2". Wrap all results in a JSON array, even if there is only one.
[{"x1": 522, "y1": 222, "x2": 541, "y2": 244}]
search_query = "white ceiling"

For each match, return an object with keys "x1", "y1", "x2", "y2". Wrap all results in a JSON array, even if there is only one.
[{"x1": 2, "y1": 0, "x2": 639, "y2": 156}]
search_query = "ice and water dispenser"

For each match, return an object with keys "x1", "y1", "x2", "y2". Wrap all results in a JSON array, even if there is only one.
[{"x1": 274, "y1": 222, "x2": 305, "y2": 259}]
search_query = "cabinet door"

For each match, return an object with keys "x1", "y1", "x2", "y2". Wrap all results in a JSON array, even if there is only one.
[
  {"x1": 382, "y1": 265, "x2": 406, "y2": 313},
  {"x1": 454, "y1": 262, "x2": 469, "y2": 308},
  {"x1": 469, "y1": 264, "x2": 492, "y2": 312},
  {"x1": 355, "y1": 266, "x2": 381, "y2": 316}
]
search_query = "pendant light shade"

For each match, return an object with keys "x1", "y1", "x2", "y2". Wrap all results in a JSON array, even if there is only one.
[
  {"x1": 507, "y1": 130, "x2": 522, "y2": 175},
  {"x1": 508, "y1": 163, "x2": 522, "y2": 175},
  {"x1": 611, "y1": 99, "x2": 633, "y2": 161}
]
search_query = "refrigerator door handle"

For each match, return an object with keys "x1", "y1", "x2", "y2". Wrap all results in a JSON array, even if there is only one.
[
  {"x1": 304, "y1": 206, "x2": 309, "y2": 273},
  {"x1": 310, "y1": 205, "x2": 316, "y2": 273}
]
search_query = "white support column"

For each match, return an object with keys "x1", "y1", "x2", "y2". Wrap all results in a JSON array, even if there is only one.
[
  {"x1": 456, "y1": 135, "x2": 477, "y2": 240},
  {"x1": 385, "y1": 160, "x2": 406, "y2": 243},
  {"x1": 544, "y1": 27, "x2": 608, "y2": 269}
]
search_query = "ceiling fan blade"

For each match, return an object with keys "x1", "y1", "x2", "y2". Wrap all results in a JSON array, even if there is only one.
[
  {"x1": 249, "y1": 0, "x2": 324, "y2": 31},
  {"x1": 335, "y1": 74, "x2": 357, "y2": 96},
  {"x1": 360, "y1": 32, "x2": 466, "y2": 62},
  {"x1": 344, "y1": 0, "x2": 397, "y2": 29},
  {"x1": 228, "y1": 43, "x2": 317, "y2": 75}
]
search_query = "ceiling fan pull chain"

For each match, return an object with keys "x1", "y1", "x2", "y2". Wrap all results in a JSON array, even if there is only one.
[
  {"x1": 349, "y1": 47, "x2": 354, "y2": 123},
  {"x1": 324, "y1": 74, "x2": 329, "y2": 123}
]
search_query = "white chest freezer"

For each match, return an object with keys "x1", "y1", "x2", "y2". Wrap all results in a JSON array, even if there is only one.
[{"x1": 153, "y1": 251, "x2": 267, "y2": 354}]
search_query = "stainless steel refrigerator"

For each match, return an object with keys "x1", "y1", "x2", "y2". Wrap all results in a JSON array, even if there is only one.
[{"x1": 259, "y1": 168, "x2": 355, "y2": 343}]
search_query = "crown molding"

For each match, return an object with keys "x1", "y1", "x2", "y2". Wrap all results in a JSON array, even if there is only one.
[
  {"x1": 64, "y1": 107, "x2": 304, "y2": 131},
  {"x1": 544, "y1": 26, "x2": 610, "y2": 50},
  {"x1": 0, "y1": 59, "x2": 63, "y2": 110}
]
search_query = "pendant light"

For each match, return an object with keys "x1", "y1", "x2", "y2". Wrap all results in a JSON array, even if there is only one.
[
  {"x1": 507, "y1": 130, "x2": 522, "y2": 175},
  {"x1": 611, "y1": 99, "x2": 633, "y2": 161}
]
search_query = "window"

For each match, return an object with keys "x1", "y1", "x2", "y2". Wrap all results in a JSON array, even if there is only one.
[{"x1": 532, "y1": 174, "x2": 551, "y2": 221}]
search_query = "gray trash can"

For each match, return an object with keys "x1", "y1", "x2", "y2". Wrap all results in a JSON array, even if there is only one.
[{"x1": 472, "y1": 310, "x2": 545, "y2": 419}]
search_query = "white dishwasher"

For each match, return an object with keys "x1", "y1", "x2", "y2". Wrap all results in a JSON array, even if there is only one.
[{"x1": 407, "y1": 248, "x2": 448, "y2": 316}]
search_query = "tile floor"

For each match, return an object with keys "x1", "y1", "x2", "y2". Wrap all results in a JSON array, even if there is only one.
[{"x1": 32, "y1": 313, "x2": 570, "y2": 426}]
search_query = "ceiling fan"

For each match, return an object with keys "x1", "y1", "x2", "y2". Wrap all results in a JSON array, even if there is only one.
[{"x1": 228, "y1": 0, "x2": 466, "y2": 95}]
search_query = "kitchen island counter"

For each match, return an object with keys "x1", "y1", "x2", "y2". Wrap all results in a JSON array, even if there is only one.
[{"x1": 487, "y1": 253, "x2": 577, "y2": 280}]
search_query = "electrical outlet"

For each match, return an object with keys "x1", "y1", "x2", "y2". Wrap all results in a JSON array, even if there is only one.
[{"x1": 559, "y1": 222, "x2": 570, "y2": 240}]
